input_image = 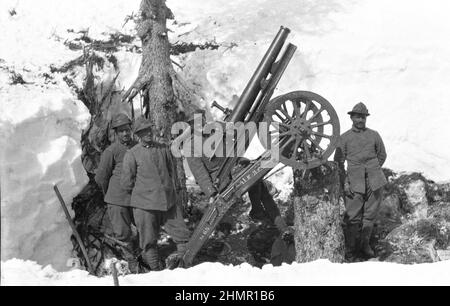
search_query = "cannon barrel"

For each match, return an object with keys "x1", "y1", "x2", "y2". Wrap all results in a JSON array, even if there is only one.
[
  {"x1": 211, "y1": 27, "x2": 295, "y2": 189},
  {"x1": 227, "y1": 26, "x2": 291, "y2": 123},
  {"x1": 248, "y1": 42, "x2": 297, "y2": 124}
]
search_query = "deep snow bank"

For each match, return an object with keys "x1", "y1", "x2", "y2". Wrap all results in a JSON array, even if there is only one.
[
  {"x1": 0, "y1": 84, "x2": 90, "y2": 270},
  {"x1": 0, "y1": 0, "x2": 139, "y2": 271},
  {"x1": 1, "y1": 258, "x2": 449, "y2": 286}
]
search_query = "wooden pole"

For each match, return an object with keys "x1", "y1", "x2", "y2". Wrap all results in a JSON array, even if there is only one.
[
  {"x1": 53, "y1": 185, "x2": 95, "y2": 274},
  {"x1": 110, "y1": 259, "x2": 120, "y2": 286}
]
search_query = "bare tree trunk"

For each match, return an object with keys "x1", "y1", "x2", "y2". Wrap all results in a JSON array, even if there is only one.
[
  {"x1": 293, "y1": 162, "x2": 345, "y2": 263},
  {"x1": 123, "y1": 0, "x2": 198, "y2": 208},
  {"x1": 123, "y1": 0, "x2": 176, "y2": 127},
  {"x1": 123, "y1": 0, "x2": 198, "y2": 126}
]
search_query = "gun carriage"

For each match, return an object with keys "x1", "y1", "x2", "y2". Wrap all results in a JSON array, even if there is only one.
[{"x1": 179, "y1": 26, "x2": 341, "y2": 267}]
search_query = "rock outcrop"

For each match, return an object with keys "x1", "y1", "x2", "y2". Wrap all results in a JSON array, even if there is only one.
[{"x1": 374, "y1": 172, "x2": 450, "y2": 264}]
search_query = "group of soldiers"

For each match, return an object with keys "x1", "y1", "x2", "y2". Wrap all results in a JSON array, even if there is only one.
[
  {"x1": 95, "y1": 101, "x2": 387, "y2": 272},
  {"x1": 95, "y1": 115, "x2": 191, "y2": 272},
  {"x1": 95, "y1": 112, "x2": 290, "y2": 272}
]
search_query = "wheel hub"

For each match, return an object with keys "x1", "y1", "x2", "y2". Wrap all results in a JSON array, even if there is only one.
[{"x1": 291, "y1": 118, "x2": 311, "y2": 138}]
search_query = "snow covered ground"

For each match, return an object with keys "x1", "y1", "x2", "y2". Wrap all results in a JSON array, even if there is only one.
[
  {"x1": 2, "y1": 258, "x2": 449, "y2": 286},
  {"x1": 1, "y1": 0, "x2": 450, "y2": 285}
]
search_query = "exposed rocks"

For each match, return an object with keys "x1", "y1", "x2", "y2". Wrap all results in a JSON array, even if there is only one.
[
  {"x1": 373, "y1": 171, "x2": 450, "y2": 264},
  {"x1": 378, "y1": 214, "x2": 450, "y2": 264},
  {"x1": 404, "y1": 179, "x2": 428, "y2": 221},
  {"x1": 437, "y1": 248, "x2": 450, "y2": 261},
  {"x1": 428, "y1": 182, "x2": 450, "y2": 203},
  {"x1": 373, "y1": 193, "x2": 403, "y2": 241}
]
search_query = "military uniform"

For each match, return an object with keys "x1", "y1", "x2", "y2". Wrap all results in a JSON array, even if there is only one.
[
  {"x1": 186, "y1": 155, "x2": 225, "y2": 197},
  {"x1": 121, "y1": 117, "x2": 190, "y2": 270},
  {"x1": 95, "y1": 140, "x2": 137, "y2": 242},
  {"x1": 94, "y1": 113, "x2": 142, "y2": 272},
  {"x1": 334, "y1": 102, "x2": 387, "y2": 259},
  {"x1": 95, "y1": 114, "x2": 137, "y2": 244},
  {"x1": 335, "y1": 127, "x2": 387, "y2": 226}
]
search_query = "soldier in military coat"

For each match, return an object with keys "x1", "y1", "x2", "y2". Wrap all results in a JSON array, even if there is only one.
[
  {"x1": 121, "y1": 116, "x2": 190, "y2": 270},
  {"x1": 95, "y1": 113, "x2": 139, "y2": 271},
  {"x1": 334, "y1": 103, "x2": 387, "y2": 259}
]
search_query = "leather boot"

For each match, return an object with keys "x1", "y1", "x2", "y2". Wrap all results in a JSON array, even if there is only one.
[
  {"x1": 121, "y1": 242, "x2": 139, "y2": 274},
  {"x1": 142, "y1": 247, "x2": 163, "y2": 271},
  {"x1": 166, "y1": 243, "x2": 187, "y2": 270},
  {"x1": 360, "y1": 225, "x2": 375, "y2": 259},
  {"x1": 345, "y1": 223, "x2": 360, "y2": 261}
]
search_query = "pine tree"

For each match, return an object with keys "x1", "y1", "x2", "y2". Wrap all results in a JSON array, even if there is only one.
[{"x1": 123, "y1": 0, "x2": 199, "y2": 207}]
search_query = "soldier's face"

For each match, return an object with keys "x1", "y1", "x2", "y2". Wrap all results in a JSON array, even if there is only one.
[
  {"x1": 351, "y1": 114, "x2": 367, "y2": 130},
  {"x1": 115, "y1": 125, "x2": 132, "y2": 143},
  {"x1": 152, "y1": 127, "x2": 166, "y2": 144},
  {"x1": 137, "y1": 129, "x2": 153, "y2": 144}
]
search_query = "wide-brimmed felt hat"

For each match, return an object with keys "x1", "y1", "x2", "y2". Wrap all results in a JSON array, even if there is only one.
[
  {"x1": 111, "y1": 113, "x2": 132, "y2": 129},
  {"x1": 133, "y1": 116, "x2": 154, "y2": 134},
  {"x1": 348, "y1": 102, "x2": 370, "y2": 116}
]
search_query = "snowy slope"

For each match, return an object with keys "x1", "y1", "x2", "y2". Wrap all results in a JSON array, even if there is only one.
[{"x1": 1, "y1": 0, "x2": 450, "y2": 280}]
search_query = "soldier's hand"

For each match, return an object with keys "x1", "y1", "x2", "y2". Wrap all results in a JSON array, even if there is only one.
[{"x1": 344, "y1": 182, "x2": 354, "y2": 198}]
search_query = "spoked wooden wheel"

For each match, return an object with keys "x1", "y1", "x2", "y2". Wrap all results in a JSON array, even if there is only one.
[{"x1": 259, "y1": 91, "x2": 340, "y2": 170}]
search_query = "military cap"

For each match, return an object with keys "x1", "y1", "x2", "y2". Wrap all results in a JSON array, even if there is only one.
[
  {"x1": 111, "y1": 113, "x2": 132, "y2": 129},
  {"x1": 348, "y1": 102, "x2": 370, "y2": 116},
  {"x1": 133, "y1": 116, "x2": 154, "y2": 134}
]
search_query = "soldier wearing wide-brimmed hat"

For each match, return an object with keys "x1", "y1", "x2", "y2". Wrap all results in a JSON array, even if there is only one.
[
  {"x1": 334, "y1": 102, "x2": 387, "y2": 261},
  {"x1": 347, "y1": 102, "x2": 370, "y2": 116},
  {"x1": 95, "y1": 113, "x2": 139, "y2": 272},
  {"x1": 121, "y1": 116, "x2": 190, "y2": 271}
]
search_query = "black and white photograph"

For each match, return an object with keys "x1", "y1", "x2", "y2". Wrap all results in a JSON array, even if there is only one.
[{"x1": 1, "y1": 0, "x2": 450, "y2": 287}]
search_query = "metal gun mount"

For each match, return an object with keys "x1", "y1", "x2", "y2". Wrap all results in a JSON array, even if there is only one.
[
  {"x1": 211, "y1": 101, "x2": 232, "y2": 120},
  {"x1": 179, "y1": 26, "x2": 340, "y2": 268}
]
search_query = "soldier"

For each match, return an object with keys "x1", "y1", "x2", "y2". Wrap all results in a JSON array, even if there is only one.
[
  {"x1": 121, "y1": 116, "x2": 191, "y2": 271},
  {"x1": 94, "y1": 113, "x2": 139, "y2": 272},
  {"x1": 334, "y1": 102, "x2": 387, "y2": 260},
  {"x1": 184, "y1": 110, "x2": 291, "y2": 239}
]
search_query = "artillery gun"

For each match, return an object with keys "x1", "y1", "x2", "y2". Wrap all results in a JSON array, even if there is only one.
[{"x1": 179, "y1": 26, "x2": 340, "y2": 267}]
